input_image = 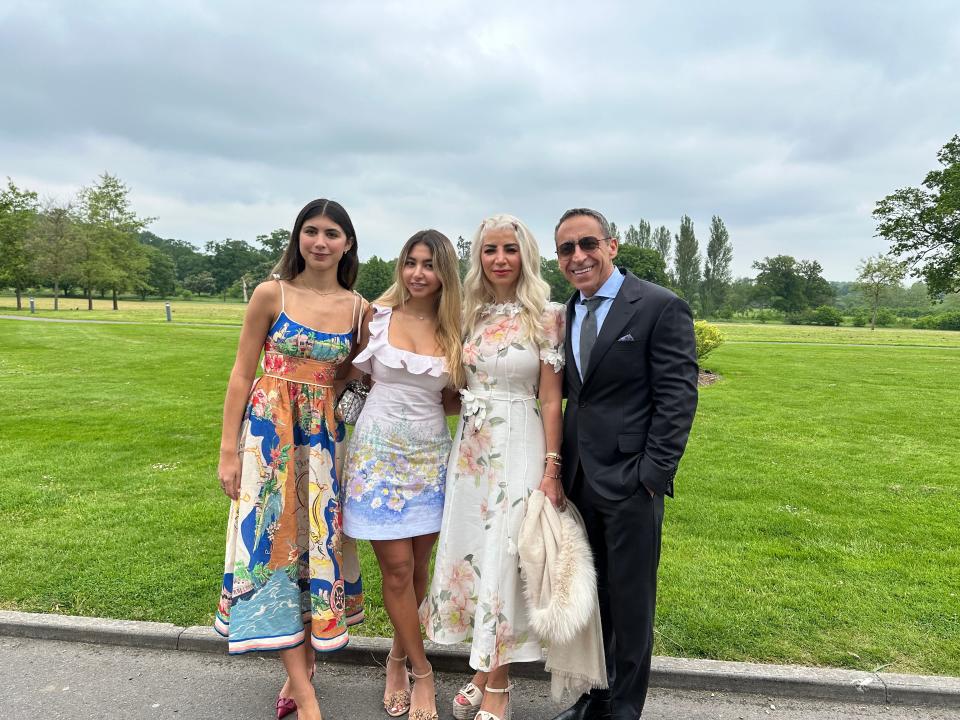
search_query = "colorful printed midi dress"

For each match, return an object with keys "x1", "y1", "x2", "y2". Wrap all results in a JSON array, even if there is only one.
[
  {"x1": 215, "y1": 287, "x2": 364, "y2": 654},
  {"x1": 421, "y1": 301, "x2": 565, "y2": 671},
  {"x1": 341, "y1": 304, "x2": 452, "y2": 540}
]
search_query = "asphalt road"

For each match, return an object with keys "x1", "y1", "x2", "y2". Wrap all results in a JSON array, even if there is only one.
[{"x1": 1, "y1": 637, "x2": 954, "y2": 720}]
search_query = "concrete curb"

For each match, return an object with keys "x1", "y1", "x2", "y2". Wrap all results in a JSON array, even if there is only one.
[{"x1": 2, "y1": 610, "x2": 958, "y2": 707}]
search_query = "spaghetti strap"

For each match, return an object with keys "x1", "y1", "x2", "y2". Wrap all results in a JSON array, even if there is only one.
[
  {"x1": 351, "y1": 292, "x2": 363, "y2": 335},
  {"x1": 272, "y1": 275, "x2": 286, "y2": 313}
]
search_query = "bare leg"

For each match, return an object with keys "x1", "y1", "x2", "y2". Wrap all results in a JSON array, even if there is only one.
[
  {"x1": 373, "y1": 536, "x2": 438, "y2": 718},
  {"x1": 479, "y1": 664, "x2": 511, "y2": 719},
  {"x1": 278, "y1": 623, "x2": 316, "y2": 700},
  {"x1": 280, "y1": 642, "x2": 321, "y2": 720},
  {"x1": 411, "y1": 533, "x2": 438, "y2": 605}
]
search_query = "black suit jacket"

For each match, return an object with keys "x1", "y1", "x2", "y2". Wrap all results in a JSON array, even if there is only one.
[{"x1": 562, "y1": 269, "x2": 699, "y2": 500}]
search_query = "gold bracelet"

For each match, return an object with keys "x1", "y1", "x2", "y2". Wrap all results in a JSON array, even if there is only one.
[
  {"x1": 545, "y1": 452, "x2": 562, "y2": 464},
  {"x1": 543, "y1": 473, "x2": 561, "y2": 480}
]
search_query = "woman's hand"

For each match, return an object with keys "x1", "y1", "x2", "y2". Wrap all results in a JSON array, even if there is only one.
[
  {"x1": 538, "y1": 472, "x2": 566, "y2": 510},
  {"x1": 218, "y1": 448, "x2": 242, "y2": 501}
]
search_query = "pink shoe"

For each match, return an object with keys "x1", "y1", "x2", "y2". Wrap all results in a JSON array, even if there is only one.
[{"x1": 276, "y1": 696, "x2": 297, "y2": 719}]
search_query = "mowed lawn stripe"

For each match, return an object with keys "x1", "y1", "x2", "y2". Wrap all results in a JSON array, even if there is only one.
[{"x1": 0, "y1": 320, "x2": 957, "y2": 674}]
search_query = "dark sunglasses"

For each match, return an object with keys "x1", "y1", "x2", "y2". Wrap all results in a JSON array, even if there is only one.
[{"x1": 555, "y1": 236, "x2": 611, "y2": 258}]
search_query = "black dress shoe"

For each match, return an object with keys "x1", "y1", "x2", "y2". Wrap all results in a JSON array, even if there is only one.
[{"x1": 550, "y1": 694, "x2": 612, "y2": 720}]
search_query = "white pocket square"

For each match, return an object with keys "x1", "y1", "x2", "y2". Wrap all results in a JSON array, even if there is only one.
[{"x1": 617, "y1": 334, "x2": 635, "y2": 342}]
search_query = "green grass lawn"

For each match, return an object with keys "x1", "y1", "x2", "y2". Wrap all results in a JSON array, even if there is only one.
[
  {"x1": 716, "y1": 321, "x2": 960, "y2": 347},
  {"x1": 0, "y1": 318, "x2": 958, "y2": 675}
]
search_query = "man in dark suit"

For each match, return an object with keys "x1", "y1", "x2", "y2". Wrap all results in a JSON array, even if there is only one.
[{"x1": 550, "y1": 208, "x2": 699, "y2": 720}]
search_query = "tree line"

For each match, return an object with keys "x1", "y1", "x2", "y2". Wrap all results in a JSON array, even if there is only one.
[{"x1": 4, "y1": 131, "x2": 958, "y2": 331}]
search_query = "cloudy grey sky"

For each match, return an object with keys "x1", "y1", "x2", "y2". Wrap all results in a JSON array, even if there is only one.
[{"x1": 2, "y1": 0, "x2": 958, "y2": 280}]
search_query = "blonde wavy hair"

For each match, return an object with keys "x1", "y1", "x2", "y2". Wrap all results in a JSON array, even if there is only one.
[
  {"x1": 462, "y1": 214, "x2": 551, "y2": 343},
  {"x1": 376, "y1": 230, "x2": 465, "y2": 388}
]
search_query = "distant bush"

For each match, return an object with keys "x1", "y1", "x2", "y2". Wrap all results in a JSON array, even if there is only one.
[
  {"x1": 178, "y1": 289, "x2": 194, "y2": 300},
  {"x1": 874, "y1": 307, "x2": 895, "y2": 326},
  {"x1": 755, "y1": 309, "x2": 777, "y2": 324},
  {"x1": 914, "y1": 311, "x2": 960, "y2": 331},
  {"x1": 810, "y1": 306, "x2": 843, "y2": 326},
  {"x1": 694, "y1": 320, "x2": 724, "y2": 362},
  {"x1": 852, "y1": 308, "x2": 869, "y2": 327}
]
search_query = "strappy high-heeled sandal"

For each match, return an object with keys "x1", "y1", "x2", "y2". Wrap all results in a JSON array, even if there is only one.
[
  {"x1": 474, "y1": 683, "x2": 513, "y2": 720},
  {"x1": 383, "y1": 652, "x2": 412, "y2": 717},
  {"x1": 409, "y1": 664, "x2": 439, "y2": 720},
  {"x1": 452, "y1": 681, "x2": 483, "y2": 720}
]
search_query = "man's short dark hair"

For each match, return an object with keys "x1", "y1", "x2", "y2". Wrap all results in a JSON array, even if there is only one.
[{"x1": 554, "y1": 208, "x2": 613, "y2": 240}]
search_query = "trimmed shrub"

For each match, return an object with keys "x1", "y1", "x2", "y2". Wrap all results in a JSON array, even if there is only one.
[{"x1": 694, "y1": 320, "x2": 724, "y2": 362}]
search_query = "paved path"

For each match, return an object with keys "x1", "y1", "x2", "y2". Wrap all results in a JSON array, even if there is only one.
[{"x1": 1, "y1": 637, "x2": 953, "y2": 720}]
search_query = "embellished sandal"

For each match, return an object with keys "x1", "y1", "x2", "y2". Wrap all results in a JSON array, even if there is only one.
[
  {"x1": 474, "y1": 683, "x2": 513, "y2": 720},
  {"x1": 409, "y1": 664, "x2": 439, "y2": 720},
  {"x1": 452, "y1": 681, "x2": 483, "y2": 720},
  {"x1": 383, "y1": 652, "x2": 411, "y2": 717}
]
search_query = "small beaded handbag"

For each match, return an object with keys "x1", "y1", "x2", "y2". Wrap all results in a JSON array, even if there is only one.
[{"x1": 335, "y1": 378, "x2": 369, "y2": 424}]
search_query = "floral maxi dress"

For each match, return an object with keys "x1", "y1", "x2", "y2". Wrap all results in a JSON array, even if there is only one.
[
  {"x1": 215, "y1": 297, "x2": 364, "y2": 654},
  {"x1": 421, "y1": 302, "x2": 565, "y2": 671}
]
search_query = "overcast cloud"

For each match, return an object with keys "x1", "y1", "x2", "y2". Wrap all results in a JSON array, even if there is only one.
[{"x1": 2, "y1": 0, "x2": 959, "y2": 279}]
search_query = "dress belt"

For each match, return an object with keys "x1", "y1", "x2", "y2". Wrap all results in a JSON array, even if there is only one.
[{"x1": 261, "y1": 351, "x2": 337, "y2": 387}]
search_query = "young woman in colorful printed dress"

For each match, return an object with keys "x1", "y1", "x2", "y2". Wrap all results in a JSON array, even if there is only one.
[
  {"x1": 421, "y1": 215, "x2": 566, "y2": 720},
  {"x1": 341, "y1": 230, "x2": 464, "y2": 720},
  {"x1": 215, "y1": 199, "x2": 367, "y2": 720}
]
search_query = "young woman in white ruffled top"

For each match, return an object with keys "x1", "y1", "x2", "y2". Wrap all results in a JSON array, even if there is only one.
[
  {"x1": 421, "y1": 215, "x2": 566, "y2": 720},
  {"x1": 341, "y1": 229, "x2": 463, "y2": 720}
]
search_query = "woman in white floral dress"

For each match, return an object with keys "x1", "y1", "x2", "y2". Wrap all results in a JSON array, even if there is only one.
[
  {"x1": 422, "y1": 215, "x2": 565, "y2": 720},
  {"x1": 342, "y1": 229, "x2": 464, "y2": 720}
]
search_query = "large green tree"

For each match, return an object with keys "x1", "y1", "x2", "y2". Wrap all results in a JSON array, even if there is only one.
[
  {"x1": 673, "y1": 215, "x2": 701, "y2": 306},
  {"x1": 140, "y1": 232, "x2": 209, "y2": 283},
  {"x1": 856, "y1": 255, "x2": 906, "y2": 330},
  {"x1": 624, "y1": 219, "x2": 652, "y2": 249},
  {"x1": 540, "y1": 258, "x2": 574, "y2": 303},
  {"x1": 652, "y1": 225, "x2": 672, "y2": 266},
  {"x1": 77, "y1": 173, "x2": 153, "y2": 309},
  {"x1": 616, "y1": 244, "x2": 669, "y2": 286},
  {"x1": 204, "y1": 238, "x2": 267, "y2": 300},
  {"x1": 30, "y1": 200, "x2": 79, "y2": 309},
  {"x1": 355, "y1": 256, "x2": 396, "y2": 301},
  {"x1": 0, "y1": 178, "x2": 40, "y2": 309},
  {"x1": 255, "y1": 228, "x2": 290, "y2": 278},
  {"x1": 701, "y1": 215, "x2": 733, "y2": 317},
  {"x1": 874, "y1": 134, "x2": 960, "y2": 296},
  {"x1": 141, "y1": 245, "x2": 177, "y2": 298},
  {"x1": 798, "y1": 259, "x2": 834, "y2": 307},
  {"x1": 752, "y1": 255, "x2": 833, "y2": 313}
]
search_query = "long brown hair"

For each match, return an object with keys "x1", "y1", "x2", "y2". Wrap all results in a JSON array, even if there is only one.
[
  {"x1": 377, "y1": 230, "x2": 465, "y2": 388},
  {"x1": 270, "y1": 199, "x2": 359, "y2": 289}
]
